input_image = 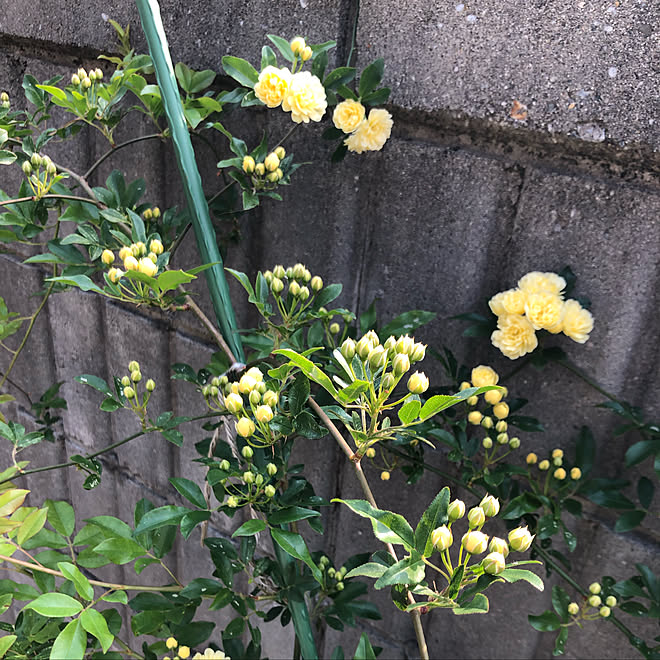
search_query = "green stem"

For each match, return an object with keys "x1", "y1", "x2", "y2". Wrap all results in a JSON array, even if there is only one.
[
  {"x1": 346, "y1": 0, "x2": 361, "y2": 67},
  {"x1": 84, "y1": 133, "x2": 163, "y2": 179},
  {"x1": 0, "y1": 193, "x2": 104, "y2": 209},
  {"x1": 556, "y1": 359, "x2": 625, "y2": 406}
]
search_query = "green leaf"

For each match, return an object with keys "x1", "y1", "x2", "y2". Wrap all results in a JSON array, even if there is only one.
[
  {"x1": 232, "y1": 519, "x2": 267, "y2": 537},
  {"x1": 74, "y1": 374, "x2": 113, "y2": 397},
  {"x1": 57, "y1": 561, "x2": 94, "y2": 600},
  {"x1": 270, "y1": 528, "x2": 322, "y2": 583},
  {"x1": 359, "y1": 59, "x2": 385, "y2": 98},
  {"x1": 500, "y1": 568, "x2": 544, "y2": 591},
  {"x1": 221, "y1": 56, "x2": 259, "y2": 88},
  {"x1": 345, "y1": 562, "x2": 388, "y2": 580},
  {"x1": 638, "y1": 476, "x2": 654, "y2": 510},
  {"x1": 45, "y1": 499, "x2": 75, "y2": 537},
  {"x1": 169, "y1": 477, "x2": 207, "y2": 509},
  {"x1": 447, "y1": 564, "x2": 465, "y2": 599},
  {"x1": 333, "y1": 498, "x2": 414, "y2": 549},
  {"x1": 133, "y1": 505, "x2": 189, "y2": 536},
  {"x1": 453, "y1": 592, "x2": 489, "y2": 615},
  {"x1": 268, "y1": 507, "x2": 321, "y2": 525},
  {"x1": 101, "y1": 590, "x2": 127, "y2": 604},
  {"x1": 574, "y1": 426, "x2": 595, "y2": 476},
  {"x1": 0, "y1": 151, "x2": 16, "y2": 166},
  {"x1": 353, "y1": 633, "x2": 376, "y2": 660},
  {"x1": 93, "y1": 537, "x2": 146, "y2": 564},
  {"x1": 324, "y1": 67, "x2": 357, "y2": 91},
  {"x1": 261, "y1": 45, "x2": 277, "y2": 69},
  {"x1": 288, "y1": 373, "x2": 310, "y2": 416},
  {"x1": 24, "y1": 592, "x2": 83, "y2": 617},
  {"x1": 337, "y1": 380, "x2": 370, "y2": 404},
  {"x1": 17, "y1": 507, "x2": 48, "y2": 546},
  {"x1": 625, "y1": 439, "x2": 660, "y2": 468},
  {"x1": 226, "y1": 267, "x2": 255, "y2": 300},
  {"x1": 380, "y1": 310, "x2": 436, "y2": 337},
  {"x1": 398, "y1": 400, "x2": 421, "y2": 425},
  {"x1": 554, "y1": 627, "x2": 568, "y2": 656},
  {"x1": 374, "y1": 553, "x2": 425, "y2": 589},
  {"x1": 0, "y1": 635, "x2": 17, "y2": 659},
  {"x1": 414, "y1": 487, "x2": 450, "y2": 557},
  {"x1": 50, "y1": 618, "x2": 86, "y2": 660},
  {"x1": 614, "y1": 510, "x2": 646, "y2": 533},
  {"x1": 46, "y1": 274, "x2": 105, "y2": 294},
  {"x1": 274, "y1": 349, "x2": 338, "y2": 397},
  {"x1": 312, "y1": 282, "x2": 342, "y2": 309},
  {"x1": 180, "y1": 511, "x2": 210, "y2": 540},
  {"x1": 266, "y1": 34, "x2": 295, "y2": 62},
  {"x1": 157, "y1": 269, "x2": 196, "y2": 293},
  {"x1": 528, "y1": 610, "x2": 562, "y2": 631},
  {"x1": 81, "y1": 608, "x2": 114, "y2": 653}
]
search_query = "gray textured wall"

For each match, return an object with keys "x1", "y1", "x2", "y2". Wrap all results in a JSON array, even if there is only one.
[{"x1": 0, "y1": 1, "x2": 658, "y2": 658}]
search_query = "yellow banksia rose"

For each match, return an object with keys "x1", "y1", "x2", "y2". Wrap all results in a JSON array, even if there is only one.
[
  {"x1": 524, "y1": 292, "x2": 564, "y2": 331},
  {"x1": 166, "y1": 638, "x2": 178, "y2": 650},
  {"x1": 290, "y1": 36, "x2": 306, "y2": 55},
  {"x1": 471, "y1": 365, "x2": 499, "y2": 388},
  {"x1": 281, "y1": 71, "x2": 327, "y2": 123},
  {"x1": 192, "y1": 649, "x2": 230, "y2": 659},
  {"x1": 178, "y1": 647, "x2": 191, "y2": 659},
  {"x1": 138, "y1": 257, "x2": 158, "y2": 277},
  {"x1": 488, "y1": 288, "x2": 526, "y2": 316},
  {"x1": 333, "y1": 99, "x2": 366, "y2": 134},
  {"x1": 570, "y1": 467, "x2": 582, "y2": 480},
  {"x1": 101, "y1": 249, "x2": 114, "y2": 265},
  {"x1": 254, "y1": 66, "x2": 292, "y2": 108},
  {"x1": 118, "y1": 246, "x2": 132, "y2": 261},
  {"x1": 491, "y1": 314, "x2": 538, "y2": 360},
  {"x1": 484, "y1": 389, "x2": 503, "y2": 405},
  {"x1": 235, "y1": 417, "x2": 255, "y2": 438},
  {"x1": 107, "y1": 268, "x2": 124, "y2": 284},
  {"x1": 149, "y1": 239, "x2": 164, "y2": 255},
  {"x1": 493, "y1": 402, "x2": 509, "y2": 419},
  {"x1": 124, "y1": 255, "x2": 139, "y2": 271},
  {"x1": 561, "y1": 299, "x2": 594, "y2": 343},
  {"x1": 345, "y1": 108, "x2": 393, "y2": 153},
  {"x1": 518, "y1": 271, "x2": 566, "y2": 297}
]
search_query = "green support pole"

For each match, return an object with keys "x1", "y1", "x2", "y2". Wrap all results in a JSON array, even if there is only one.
[{"x1": 135, "y1": 0, "x2": 244, "y2": 362}]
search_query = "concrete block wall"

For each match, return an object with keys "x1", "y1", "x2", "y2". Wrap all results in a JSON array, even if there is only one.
[{"x1": 0, "y1": 1, "x2": 658, "y2": 658}]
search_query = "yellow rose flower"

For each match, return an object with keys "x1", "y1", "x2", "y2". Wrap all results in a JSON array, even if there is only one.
[
  {"x1": 471, "y1": 365, "x2": 499, "y2": 387},
  {"x1": 254, "y1": 66, "x2": 292, "y2": 108},
  {"x1": 561, "y1": 299, "x2": 594, "y2": 343},
  {"x1": 488, "y1": 288, "x2": 526, "y2": 316},
  {"x1": 524, "y1": 292, "x2": 564, "y2": 331},
  {"x1": 518, "y1": 271, "x2": 566, "y2": 297},
  {"x1": 281, "y1": 71, "x2": 327, "y2": 123},
  {"x1": 344, "y1": 108, "x2": 393, "y2": 153},
  {"x1": 333, "y1": 99, "x2": 366, "y2": 134},
  {"x1": 491, "y1": 314, "x2": 538, "y2": 359}
]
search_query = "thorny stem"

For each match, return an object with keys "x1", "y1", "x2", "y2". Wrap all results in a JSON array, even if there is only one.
[
  {"x1": 309, "y1": 397, "x2": 430, "y2": 660},
  {"x1": 84, "y1": 133, "x2": 164, "y2": 179},
  {"x1": 0, "y1": 553, "x2": 181, "y2": 592},
  {"x1": 0, "y1": 413, "x2": 219, "y2": 487}
]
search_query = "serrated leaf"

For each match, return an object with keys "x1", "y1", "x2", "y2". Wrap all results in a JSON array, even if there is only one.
[
  {"x1": 374, "y1": 553, "x2": 425, "y2": 589},
  {"x1": 398, "y1": 400, "x2": 421, "y2": 425}
]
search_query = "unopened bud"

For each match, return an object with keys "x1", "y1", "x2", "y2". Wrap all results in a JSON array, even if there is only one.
[
  {"x1": 368, "y1": 345, "x2": 387, "y2": 370},
  {"x1": 570, "y1": 467, "x2": 582, "y2": 480},
  {"x1": 235, "y1": 417, "x2": 255, "y2": 438},
  {"x1": 341, "y1": 338, "x2": 356, "y2": 361},
  {"x1": 365, "y1": 448, "x2": 376, "y2": 458},
  {"x1": 267, "y1": 463, "x2": 277, "y2": 477},
  {"x1": 554, "y1": 467, "x2": 567, "y2": 480},
  {"x1": 552, "y1": 448, "x2": 564, "y2": 459},
  {"x1": 264, "y1": 152, "x2": 280, "y2": 172},
  {"x1": 479, "y1": 495, "x2": 500, "y2": 518},
  {"x1": 265, "y1": 485, "x2": 276, "y2": 498},
  {"x1": 95, "y1": 68, "x2": 103, "y2": 80},
  {"x1": 461, "y1": 530, "x2": 489, "y2": 555},
  {"x1": 588, "y1": 595, "x2": 601, "y2": 608},
  {"x1": 395, "y1": 335, "x2": 414, "y2": 356},
  {"x1": 466, "y1": 396, "x2": 479, "y2": 406},
  {"x1": 71, "y1": 73, "x2": 81, "y2": 85},
  {"x1": 482, "y1": 551, "x2": 506, "y2": 575},
  {"x1": 274, "y1": 146, "x2": 286, "y2": 159},
  {"x1": 31, "y1": 153, "x2": 41, "y2": 166},
  {"x1": 493, "y1": 402, "x2": 510, "y2": 419},
  {"x1": 488, "y1": 537, "x2": 509, "y2": 558},
  {"x1": 89, "y1": 70, "x2": 97, "y2": 82},
  {"x1": 588, "y1": 582, "x2": 601, "y2": 595},
  {"x1": 509, "y1": 437, "x2": 520, "y2": 449},
  {"x1": 381, "y1": 373, "x2": 395, "y2": 391},
  {"x1": 481, "y1": 416, "x2": 493, "y2": 429},
  {"x1": 468, "y1": 410, "x2": 483, "y2": 425},
  {"x1": 263, "y1": 390, "x2": 279, "y2": 408},
  {"x1": 392, "y1": 353, "x2": 411, "y2": 377},
  {"x1": 249, "y1": 390, "x2": 261, "y2": 406},
  {"x1": 130, "y1": 370, "x2": 142, "y2": 383},
  {"x1": 526, "y1": 452, "x2": 538, "y2": 465},
  {"x1": 292, "y1": 263, "x2": 306, "y2": 280},
  {"x1": 508, "y1": 526, "x2": 534, "y2": 552},
  {"x1": 496, "y1": 433, "x2": 508, "y2": 444},
  {"x1": 149, "y1": 239, "x2": 164, "y2": 255},
  {"x1": 255, "y1": 474, "x2": 264, "y2": 486},
  {"x1": 468, "y1": 507, "x2": 486, "y2": 528},
  {"x1": 121, "y1": 376, "x2": 131, "y2": 387},
  {"x1": 495, "y1": 420, "x2": 508, "y2": 432},
  {"x1": 271, "y1": 277, "x2": 284, "y2": 294},
  {"x1": 407, "y1": 371, "x2": 429, "y2": 394},
  {"x1": 410, "y1": 343, "x2": 426, "y2": 362},
  {"x1": 553, "y1": 456, "x2": 563, "y2": 466},
  {"x1": 128, "y1": 360, "x2": 140, "y2": 372},
  {"x1": 241, "y1": 446, "x2": 254, "y2": 459},
  {"x1": 123, "y1": 386, "x2": 135, "y2": 399},
  {"x1": 77, "y1": 68, "x2": 87, "y2": 79},
  {"x1": 82, "y1": 77, "x2": 92, "y2": 89},
  {"x1": 298, "y1": 285, "x2": 309, "y2": 300},
  {"x1": 380, "y1": 471, "x2": 390, "y2": 481},
  {"x1": 255, "y1": 162, "x2": 265, "y2": 176},
  {"x1": 289, "y1": 280, "x2": 301, "y2": 297},
  {"x1": 311, "y1": 275, "x2": 323, "y2": 292},
  {"x1": 273, "y1": 265, "x2": 286, "y2": 279},
  {"x1": 605, "y1": 596, "x2": 617, "y2": 608},
  {"x1": 448, "y1": 499, "x2": 466, "y2": 521},
  {"x1": 301, "y1": 46, "x2": 313, "y2": 61},
  {"x1": 220, "y1": 459, "x2": 230, "y2": 471},
  {"x1": 599, "y1": 606, "x2": 611, "y2": 618},
  {"x1": 242, "y1": 155, "x2": 256, "y2": 173},
  {"x1": 290, "y1": 36, "x2": 306, "y2": 55},
  {"x1": 21, "y1": 161, "x2": 32, "y2": 175},
  {"x1": 243, "y1": 471, "x2": 255, "y2": 484},
  {"x1": 568, "y1": 602, "x2": 579, "y2": 616},
  {"x1": 459, "y1": 381, "x2": 472, "y2": 391},
  {"x1": 482, "y1": 437, "x2": 493, "y2": 449},
  {"x1": 431, "y1": 525, "x2": 453, "y2": 552},
  {"x1": 225, "y1": 392, "x2": 244, "y2": 414},
  {"x1": 538, "y1": 460, "x2": 550, "y2": 471},
  {"x1": 152, "y1": 207, "x2": 160, "y2": 218},
  {"x1": 226, "y1": 496, "x2": 239, "y2": 508},
  {"x1": 484, "y1": 389, "x2": 503, "y2": 405},
  {"x1": 239, "y1": 374, "x2": 257, "y2": 394},
  {"x1": 255, "y1": 405, "x2": 274, "y2": 423},
  {"x1": 329, "y1": 322, "x2": 340, "y2": 334}
]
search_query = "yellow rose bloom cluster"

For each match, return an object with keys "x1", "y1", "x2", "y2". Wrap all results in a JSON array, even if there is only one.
[
  {"x1": 255, "y1": 65, "x2": 327, "y2": 124},
  {"x1": 489, "y1": 271, "x2": 594, "y2": 359},
  {"x1": 344, "y1": 107, "x2": 393, "y2": 154}
]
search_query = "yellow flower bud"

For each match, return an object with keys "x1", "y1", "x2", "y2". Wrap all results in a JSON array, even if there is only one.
[
  {"x1": 568, "y1": 602, "x2": 579, "y2": 615},
  {"x1": 166, "y1": 637, "x2": 178, "y2": 650},
  {"x1": 242, "y1": 155, "x2": 256, "y2": 173},
  {"x1": 482, "y1": 437, "x2": 493, "y2": 449},
  {"x1": 219, "y1": 459, "x2": 230, "y2": 471},
  {"x1": 249, "y1": 390, "x2": 261, "y2": 406},
  {"x1": 255, "y1": 405, "x2": 274, "y2": 423},
  {"x1": 468, "y1": 411, "x2": 483, "y2": 425},
  {"x1": 94, "y1": 68, "x2": 103, "y2": 80},
  {"x1": 124, "y1": 255, "x2": 139, "y2": 271},
  {"x1": 271, "y1": 277, "x2": 284, "y2": 294},
  {"x1": 461, "y1": 530, "x2": 489, "y2": 555},
  {"x1": 224, "y1": 392, "x2": 244, "y2": 414},
  {"x1": 138, "y1": 257, "x2": 158, "y2": 277},
  {"x1": 298, "y1": 285, "x2": 309, "y2": 300},
  {"x1": 508, "y1": 526, "x2": 534, "y2": 552},
  {"x1": 554, "y1": 467, "x2": 567, "y2": 480},
  {"x1": 481, "y1": 416, "x2": 494, "y2": 429},
  {"x1": 493, "y1": 402, "x2": 510, "y2": 419},
  {"x1": 236, "y1": 417, "x2": 256, "y2": 438},
  {"x1": 82, "y1": 76, "x2": 92, "y2": 89},
  {"x1": 484, "y1": 389, "x2": 503, "y2": 405},
  {"x1": 152, "y1": 207, "x2": 160, "y2": 218},
  {"x1": 123, "y1": 386, "x2": 135, "y2": 399},
  {"x1": 149, "y1": 239, "x2": 164, "y2": 255},
  {"x1": 588, "y1": 595, "x2": 602, "y2": 608},
  {"x1": 552, "y1": 448, "x2": 564, "y2": 459},
  {"x1": 273, "y1": 264, "x2": 286, "y2": 279},
  {"x1": 407, "y1": 371, "x2": 429, "y2": 394},
  {"x1": 292, "y1": 263, "x2": 306, "y2": 280},
  {"x1": 380, "y1": 471, "x2": 390, "y2": 481},
  {"x1": 226, "y1": 495, "x2": 239, "y2": 507},
  {"x1": 267, "y1": 463, "x2": 278, "y2": 476},
  {"x1": 392, "y1": 353, "x2": 411, "y2": 377},
  {"x1": 121, "y1": 376, "x2": 131, "y2": 387},
  {"x1": 264, "y1": 152, "x2": 280, "y2": 172},
  {"x1": 289, "y1": 280, "x2": 301, "y2": 297},
  {"x1": 265, "y1": 485, "x2": 276, "y2": 498},
  {"x1": 479, "y1": 495, "x2": 500, "y2": 518},
  {"x1": 459, "y1": 381, "x2": 472, "y2": 391},
  {"x1": 341, "y1": 338, "x2": 356, "y2": 360},
  {"x1": 311, "y1": 275, "x2": 323, "y2": 291},
  {"x1": 482, "y1": 551, "x2": 506, "y2": 575},
  {"x1": 496, "y1": 433, "x2": 509, "y2": 444},
  {"x1": 599, "y1": 606, "x2": 611, "y2": 618},
  {"x1": 526, "y1": 452, "x2": 538, "y2": 465},
  {"x1": 301, "y1": 46, "x2": 313, "y2": 61},
  {"x1": 496, "y1": 420, "x2": 508, "y2": 432},
  {"x1": 130, "y1": 370, "x2": 142, "y2": 383},
  {"x1": 178, "y1": 647, "x2": 190, "y2": 659},
  {"x1": 368, "y1": 345, "x2": 387, "y2": 370},
  {"x1": 395, "y1": 335, "x2": 414, "y2": 355},
  {"x1": 274, "y1": 146, "x2": 286, "y2": 159},
  {"x1": 108, "y1": 268, "x2": 124, "y2": 283},
  {"x1": 570, "y1": 467, "x2": 582, "y2": 480},
  {"x1": 243, "y1": 471, "x2": 255, "y2": 484},
  {"x1": 605, "y1": 596, "x2": 617, "y2": 607},
  {"x1": 119, "y1": 246, "x2": 132, "y2": 261},
  {"x1": 21, "y1": 161, "x2": 32, "y2": 175},
  {"x1": 365, "y1": 447, "x2": 376, "y2": 458},
  {"x1": 239, "y1": 374, "x2": 257, "y2": 394},
  {"x1": 431, "y1": 525, "x2": 453, "y2": 552},
  {"x1": 468, "y1": 507, "x2": 486, "y2": 528},
  {"x1": 255, "y1": 162, "x2": 265, "y2": 176},
  {"x1": 589, "y1": 582, "x2": 601, "y2": 595},
  {"x1": 146, "y1": 379, "x2": 155, "y2": 392},
  {"x1": 89, "y1": 69, "x2": 97, "y2": 82},
  {"x1": 509, "y1": 437, "x2": 520, "y2": 449},
  {"x1": 467, "y1": 395, "x2": 479, "y2": 406},
  {"x1": 539, "y1": 459, "x2": 550, "y2": 471},
  {"x1": 410, "y1": 342, "x2": 426, "y2": 362},
  {"x1": 71, "y1": 73, "x2": 81, "y2": 85},
  {"x1": 262, "y1": 390, "x2": 278, "y2": 408},
  {"x1": 290, "y1": 36, "x2": 306, "y2": 55},
  {"x1": 488, "y1": 537, "x2": 509, "y2": 558},
  {"x1": 448, "y1": 499, "x2": 466, "y2": 521},
  {"x1": 329, "y1": 322, "x2": 340, "y2": 334},
  {"x1": 143, "y1": 208, "x2": 153, "y2": 220},
  {"x1": 241, "y1": 446, "x2": 254, "y2": 459}
]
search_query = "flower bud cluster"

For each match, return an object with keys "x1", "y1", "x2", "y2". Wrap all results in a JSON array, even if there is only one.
[
  {"x1": 120, "y1": 360, "x2": 155, "y2": 418},
  {"x1": 242, "y1": 146, "x2": 286, "y2": 188},
  {"x1": 203, "y1": 366, "x2": 281, "y2": 448},
  {"x1": 527, "y1": 447, "x2": 582, "y2": 482},
  {"x1": 565, "y1": 582, "x2": 618, "y2": 623},
  {"x1": 429, "y1": 492, "x2": 535, "y2": 594},
  {"x1": 107, "y1": 239, "x2": 165, "y2": 284},
  {"x1": 70, "y1": 67, "x2": 104, "y2": 90},
  {"x1": 219, "y1": 448, "x2": 280, "y2": 510},
  {"x1": 318, "y1": 555, "x2": 348, "y2": 593},
  {"x1": 23, "y1": 152, "x2": 58, "y2": 197}
]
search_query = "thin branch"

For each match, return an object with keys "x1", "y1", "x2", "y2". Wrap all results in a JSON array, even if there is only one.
[
  {"x1": 0, "y1": 194, "x2": 104, "y2": 209},
  {"x1": 53, "y1": 162, "x2": 98, "y2": 200},
  {"x1": 207, "y1": 181, "x2": 236, "y2": 207},
  {"x1": 84, "y1": 133, "x2": 163, "y2": 179}
]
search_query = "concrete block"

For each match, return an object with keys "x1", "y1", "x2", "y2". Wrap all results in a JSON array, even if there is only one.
[{"x1": 357, "y1": 0, "x2": 660, "y2": 149}]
